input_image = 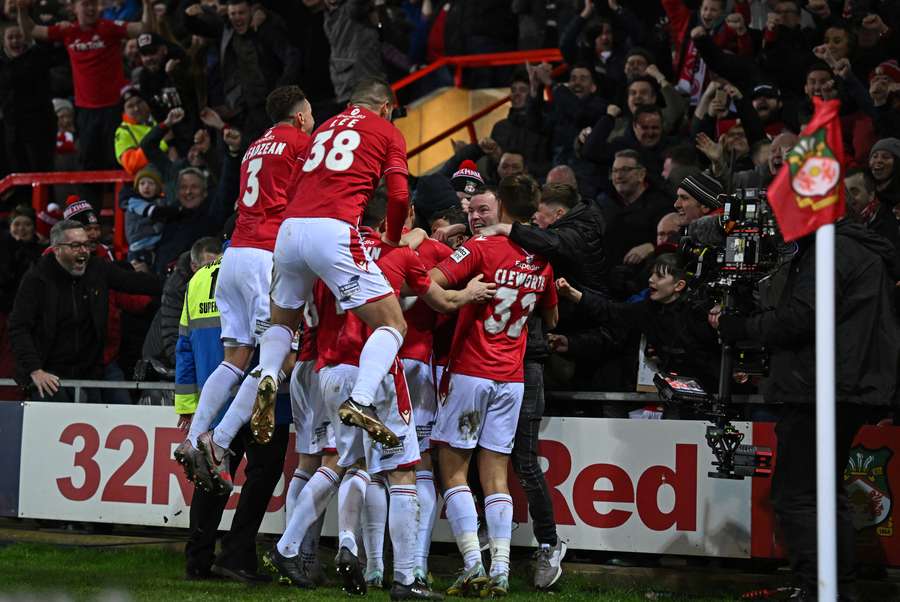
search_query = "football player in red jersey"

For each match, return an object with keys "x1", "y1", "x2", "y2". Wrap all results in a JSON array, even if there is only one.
[
  {"x1": 428, "y1": 176, "x2": 559, "y2": 597},
  {"x1": 265, "y1": 196, "x2": 493, "y2": 600},
  {"x1": 396, "y1": 206, "x2": 453, "y2": 583},
  {"x1": 253, "y1": 79, "x2": 413, "y2": 452},
  {"x1": 174, "y1": 87, "x2": 314, "y2": 490}
]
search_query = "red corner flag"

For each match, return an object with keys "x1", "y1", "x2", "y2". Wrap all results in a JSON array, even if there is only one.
[{"x1": 767, "y1": 97, "x2": 846, "y2": 242}]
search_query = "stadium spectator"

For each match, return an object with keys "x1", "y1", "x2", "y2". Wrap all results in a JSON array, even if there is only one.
[
  {"x1": 123, "y1": 166, "x2": 173, "y2": 261},
  {"x1": 844, "y1": 169, "x2": 900, "y2": 264},
  {"x1": 607, "y1": 69, "x2": 687, "y2": 141},
  {"x1": 445, "y1": 0, "x2": 517, "y2": 89},
  {"x1": 583, "y1": 104, "x2": 676, "y2": 193},
  {"x1": 559, "y1": 0, "x2": 636, "y2": 94},
  {"x1": 8, "y1": 219, "x2": 160, "y2": 401},
  {"x1": 488, "y1": 69, "x2": 551, "y2": 179},
  {"x1": 133, "y1": 31, "x2": 197, "y2": 152},
  {"x1": 482, "y1": 182, "x2": 607, "y2": 292},
  {"x1": 674, "y1": 171, "x2": 723, "y2": 226},
  {"x1": 0, "y1": 206, "x2": 44, "y2": 395},
  {"x1": 869, "y1": 137, "x2": 900, "y2": 208},
  {"x1": 319, "y1": 0, "x2": 385, "y2": 103},
  {"x1": 0, "y1": 20, "x2": 55, "y2": 178},
  {"x1": 557, "y1": 252, "x2": 720, "y2": 390},
  {"x1": 115, "y1": 85, "x2": 168, "y2": 176},
  {"x1": 153, "y1": 127, "x2": 240, "y2": 273},
  {"x1": 17, "y1": 0, "x2": 156, "y2": 172},
  {"x1": 526, "y1": 62, "x2": 607, "y2": 169},
  {"x1": 184, "y1": 0, "x2": 300, "y2": 142},
  {"x1": 596, "y1": 149, "x2": 671, "y2": 275},
  {"x1": 869, "y1": 60, "x2": 900, "y2": 139}
]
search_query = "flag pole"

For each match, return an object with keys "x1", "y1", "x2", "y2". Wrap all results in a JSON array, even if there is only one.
[{"x1": 816, "y1": 222, "x2": 837, "y2": 601}]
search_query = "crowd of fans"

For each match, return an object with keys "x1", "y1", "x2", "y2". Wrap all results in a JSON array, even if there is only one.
[{"x1": 0, "y1": 0, "x2": 899, "y2": 410}]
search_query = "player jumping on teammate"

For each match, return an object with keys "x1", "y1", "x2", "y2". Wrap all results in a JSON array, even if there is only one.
[
  {"x1": 251, "y1": 79, "x2": 417, "y2": 452},
  {"x1": 174, "y1": 86, "x2": 314, "y2": 492}
]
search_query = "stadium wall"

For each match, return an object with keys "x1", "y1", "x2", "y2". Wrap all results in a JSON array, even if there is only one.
[{"x1": 2, "y1": 402, "x2": 898, "y2": 565}]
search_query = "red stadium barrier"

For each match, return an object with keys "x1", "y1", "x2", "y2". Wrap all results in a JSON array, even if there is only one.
[
  {"x1": 395, "y1": 49, "x2": 568, "y2": 157},
  {"x1": 390, "y1": 48, "x2": 564, "y2": 93},
  {"x1": 0, "y1": 170, "x2": 130, "y2": 259},
  {"x1": 1, "y1": 49, "x2": 567, "y2": 257}
]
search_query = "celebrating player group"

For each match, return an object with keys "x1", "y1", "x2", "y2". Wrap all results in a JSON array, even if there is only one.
[{"x1": 174, "y1": 80, "x2": 559, "y2": 600}]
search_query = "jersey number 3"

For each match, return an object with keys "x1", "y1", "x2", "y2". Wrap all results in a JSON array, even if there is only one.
[
  {"x1": 303, "y1": 129, "x2": 361, "y2": 173},
  {"x1": 484, "y1": 286, "x2": 537, "y2": 338},
  {"x1": 241, "y1": 157, "x2": 263, "y2": 207}
]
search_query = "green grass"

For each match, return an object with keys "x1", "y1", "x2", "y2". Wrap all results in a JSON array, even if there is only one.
[{"x1": 0, "y1": 542, "x2": 737, "y2": 601}]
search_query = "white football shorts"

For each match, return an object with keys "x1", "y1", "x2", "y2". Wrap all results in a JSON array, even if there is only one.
[
  {"x1": 431, "y1": 372, "x2": 524, "y2": 455},
  {"x1": 270, "y1": 217, "x2": 392, "y2": 312},
  {"x1": 290, "y1": 360, "x2": 335, "y2": 455},
  {"x1": 402, "y1": 358, "x2": 437, "y2": 453},
  {"x1": 215, "y1": 246, "x2": 272, "y2": 347},
  {"x1": 318, "y1": 362, "x2": 420, "y2": 474}
]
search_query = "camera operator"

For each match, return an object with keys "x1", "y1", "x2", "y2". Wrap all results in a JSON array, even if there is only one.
[{"x1": 710, "y1": 219, "x2": 900, "y2": 601}]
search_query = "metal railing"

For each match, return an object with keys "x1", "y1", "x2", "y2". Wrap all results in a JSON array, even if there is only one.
[
  {"x1": 0, "y1": 378, "x2": 174, "y2": 404},
  {"x1": 390, "y1": 48, "x2": 563, "y2": 93},
  {"x1": 0, "y1": 378, "x2": 766, "y2": 406}
]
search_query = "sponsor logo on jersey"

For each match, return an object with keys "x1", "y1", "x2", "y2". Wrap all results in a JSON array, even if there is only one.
[{"x1": 450, "y1": 246, "x2": 470, "y2": 263}]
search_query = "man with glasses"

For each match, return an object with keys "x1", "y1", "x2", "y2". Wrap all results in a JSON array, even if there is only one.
[
  {"x1": 598, "y1": 149, "x2": 672, "y2": 274},
  {"x1": 8, "y1": 220, "x2": 161, "y2": 402}
]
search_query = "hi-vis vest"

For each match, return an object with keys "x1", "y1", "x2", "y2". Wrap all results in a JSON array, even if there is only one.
[{"x1": 174, "y1": 258, "x2": 224, "y2": 414}]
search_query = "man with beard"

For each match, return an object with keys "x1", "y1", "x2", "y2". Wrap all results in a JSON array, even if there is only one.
[
  {"x1": 526, "y1": 63, "x2": 607, "y2": 167},
  {"x1": 8, "y1": 220, "x2": 161, "y2": 401}
]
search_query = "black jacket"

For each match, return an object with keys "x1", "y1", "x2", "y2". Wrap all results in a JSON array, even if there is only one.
[
  {"x1": 726, "y1": 221, "x2": 900, "y2": 406},
  {"x1": 575, "y1": 287, "x2": 721, "y2": 391},
  {"x1": 159, "y1": 251, "x2": 194, "y2": 368},
  {"x1": 527, "y1": 85, "x2": 607, "y2": 167},
  {"x1": 490, "y1": 108, "x2": 550, "y2": 179},
  {"x1": 596, "y1": 184, "x2": 672, "y2": 267},
  {"x1": 8, "y1": 254, "x2": 161, "y2": 386},
  {"x1": 0, "y1": 234, "x2": 44, "y2": 313},
  {"x1": 508, "y1": 201, "x2": 607, "y2": 291}
]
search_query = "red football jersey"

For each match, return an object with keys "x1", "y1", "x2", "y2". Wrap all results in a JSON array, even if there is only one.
[
  {"x1": 47, "y1": 20, "x2": 128, "y2": 108},
  {"x1": 315, "y1": 231, "x2": 431, "y2": 369},
  {"x1": 399, "y1": 239, "x2": 453, "y2": 364},
  {"x1": 230, "y1": 124, "x2": 310, "y2": 251},
  {"x1": 436, "y1": 236, "x2": 557, "y2": 383},
  {"x1": 283, "y1": 106, "x2": 407, "y2": 226}
]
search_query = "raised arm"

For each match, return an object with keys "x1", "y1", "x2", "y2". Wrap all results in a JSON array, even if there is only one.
[
  {"x1": 126, "y1": 0, "x2": 157, "y2": 37},
  {"x1": 17, "y1": 0, "x2": 50, "y2": 42}
]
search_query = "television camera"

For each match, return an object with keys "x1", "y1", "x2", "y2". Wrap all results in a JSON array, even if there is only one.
[{"x1": 655, "y1": 188, "x2": 789, "y2": 480}]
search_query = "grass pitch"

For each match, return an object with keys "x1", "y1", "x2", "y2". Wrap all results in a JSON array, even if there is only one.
[{"x1": 0, "y1": 542, "x2": 741, "y2": 601}]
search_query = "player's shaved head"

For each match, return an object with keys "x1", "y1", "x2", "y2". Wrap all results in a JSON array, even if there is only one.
[
  {"x1": 266, "y1": 85, "x2": 308, "y2": 123},
  {"x1": 498, "y1": 174, "x2": 540, "y2": 222},
  {"x1": 350, "y1": 78, "x2": 394, "y2": 111}
]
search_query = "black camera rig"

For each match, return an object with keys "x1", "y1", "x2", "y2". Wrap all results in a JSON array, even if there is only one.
[{"x1": 654, "y1": 188, "x2": 785, "y2": 480}]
